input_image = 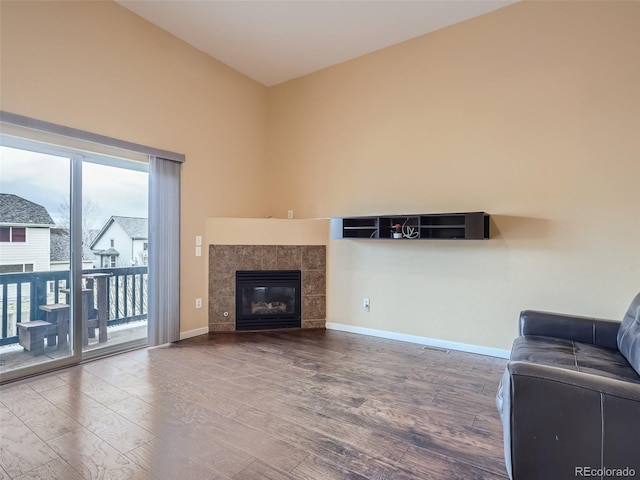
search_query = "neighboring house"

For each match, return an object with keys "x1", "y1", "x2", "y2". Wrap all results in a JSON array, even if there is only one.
[
  {"x1": 49, "y1": 228, "x2": 96, "y2": 271},
  {"x1": 90, "y1": 216, "x2": 148, "y2": 268},
  {"x1": 0, "y1": 193, "x2": 55, "y2": 273}
]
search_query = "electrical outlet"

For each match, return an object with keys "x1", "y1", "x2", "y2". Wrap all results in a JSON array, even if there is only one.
[
  {"x1": 287, "y1": 209, "x2": 294, "y2": 219},
  {"x1": 363, "y1": 298, "x2": 370, "y2": 311},
  {"x1": 195, "y1": 235, "x2": 202, "y2": 246},
  {"x1": 195, "y1": 298, "x2": 202, "y2": 309},
  {"x1": 195, "y1": 246, "x2": 202, "y2": 257}
]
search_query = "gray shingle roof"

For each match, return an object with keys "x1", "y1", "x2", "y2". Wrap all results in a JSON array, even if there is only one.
[
  {"x1": 111, "y1": 216, "x2": 148, "y2": 239},
  {"x1": 96, "y1": 247, "x2": 120, "y2": 256},
  {"x1": 50, "y1": 228, "x2": 69, "y2": 262},
  {"x1": 90, "y1": 216, "x2": 148, "y2": 249},
  {"x1": 0, "y1": 193, "x2": 55, "y2": 226},
  {"x1": 50, "y1": 228, "x2": 98, "y2": 262}
]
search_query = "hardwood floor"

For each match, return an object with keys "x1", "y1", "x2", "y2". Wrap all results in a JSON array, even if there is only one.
[{"x1": 0, "y1": 329, "x2": 508, "y2": 479}]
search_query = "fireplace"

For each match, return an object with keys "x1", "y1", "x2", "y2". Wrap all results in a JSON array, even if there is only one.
[
  {"x1": 235, "y1": 270, "x2": 302, "y2": 330},
  {"x1": 209, "y1": 245, "x2": 325, "y2": 332}
]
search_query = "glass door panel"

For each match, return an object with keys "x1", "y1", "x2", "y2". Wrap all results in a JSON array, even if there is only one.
[
  {"x1": 81, "y1": 159, "x2": 149, "y2": 358},
  {"x1": 0, "y1": 145, "x2": 77, "y2": 379}
]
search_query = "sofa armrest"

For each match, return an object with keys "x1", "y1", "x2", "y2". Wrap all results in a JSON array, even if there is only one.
[
  {"x1": 501, "y1": 361, "x2": 640, "y2": 480},
  {"x1": 519, "y1": 310, "x2": 620, "y2": 349}
]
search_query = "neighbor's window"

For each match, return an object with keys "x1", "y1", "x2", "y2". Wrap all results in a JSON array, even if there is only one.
[
  {"x1": 0, "y1": 227, "x2": 26, "y2": 242},
  {"x1": 0, "y1": 263, "x2": 33, "y2": 273},
  {"x1": 0, "y1": 264, "x2": 22, "y2": 273},
  {"x1": 110, "y1": 255, "x2": 117, "y2": 268}
]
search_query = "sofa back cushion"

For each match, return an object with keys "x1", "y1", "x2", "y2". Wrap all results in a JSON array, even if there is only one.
[{"x1": 618, "y1": 292, "x2": 640, "y2": 375}]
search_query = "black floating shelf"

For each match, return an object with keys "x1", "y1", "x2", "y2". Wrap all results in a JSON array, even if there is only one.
[{"x1": 331, "y1": 212, "x2": 490, "y2": 240}]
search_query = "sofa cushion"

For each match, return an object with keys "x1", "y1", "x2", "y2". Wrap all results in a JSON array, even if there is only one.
[
  {"x1": 617, "y1": 292, "x2": 640, "y2": 376},
  {"x1": 511, "y1": 335, "x2": 640, "y2": 385}
]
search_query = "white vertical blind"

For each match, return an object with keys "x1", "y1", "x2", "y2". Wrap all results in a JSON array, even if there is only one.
[{"x1": 148, "y1": 156, "x2": 181, "y2": 345}]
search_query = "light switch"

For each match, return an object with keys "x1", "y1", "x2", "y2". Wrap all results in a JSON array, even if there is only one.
[
  {"x1": 195, "y1": 246, "x2": 202, "y2": 257},
  {"x1": 195, "y1": 235, "x2": 202, "y2": 246}
]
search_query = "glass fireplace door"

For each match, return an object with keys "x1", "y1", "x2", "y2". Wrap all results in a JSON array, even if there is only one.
[{"x1": 235, "y1": 270, "x2": 301, "y2": 330}]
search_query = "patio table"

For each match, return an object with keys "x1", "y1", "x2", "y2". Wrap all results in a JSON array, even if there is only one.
[
  {"x1": 82, "y1": 273, "x2": 112, "y2": 343},
  {"x1": 59, "y1": 274, "x2": 110, "y2": 346}
]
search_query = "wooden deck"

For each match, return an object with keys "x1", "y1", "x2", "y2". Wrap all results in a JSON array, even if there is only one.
[
  {"x1": 0, "y1": 328, "x2": 508, "y2": 479},
  {"x1": 0, "y1": 321, "x2": 147, "y2": 375}
]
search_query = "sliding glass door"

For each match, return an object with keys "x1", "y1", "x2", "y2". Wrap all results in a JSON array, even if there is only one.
[
  {"x1": 81, "y1": 159, "x2": 148, "y2": 358},
  {"x1": 0, "y1": 110, "x2": 184, "y2": 383},
  {"x1": 0, "y1": 145, "x2": 77, "y2": 376},
  {"x1": 0, "y1": 140, "x2": 149, "y2": 381}
]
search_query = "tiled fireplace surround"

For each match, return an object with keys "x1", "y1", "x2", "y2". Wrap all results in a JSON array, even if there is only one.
[{"x1": 209, "y1": 245, "x2": 326, "y2": 332}]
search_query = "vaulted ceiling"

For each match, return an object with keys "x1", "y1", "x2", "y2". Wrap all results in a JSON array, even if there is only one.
[{"x1": 117, "y1": 1, "x2": 517, "y2": 86}]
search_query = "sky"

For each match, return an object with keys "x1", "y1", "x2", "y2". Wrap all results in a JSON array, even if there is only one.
[{"x1": 0, "y1": 145, "x2": 148, "y2": 230}]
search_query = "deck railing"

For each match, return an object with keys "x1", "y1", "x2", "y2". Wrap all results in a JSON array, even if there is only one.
[{"x1": 0, "y1": 266, "x2": 148, "y2": 346}]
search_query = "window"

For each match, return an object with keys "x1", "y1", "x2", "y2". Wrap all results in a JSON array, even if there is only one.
[
  {"x1": 0, "y1": 263, "x2": 33, "y2": 273},
  {"x1": 110, "y1": 255, "x2": 117, "y2": 268},
  {"x1": 0, "y1": 227, "x2": 26, "y2": 243},
  {"x1": 12, "y1": 228, "x2": 26, "y2": 242},
  {"x1": 143, "y1": 242, "x2": 148, "y2": 250},
  {"x1": 110, "y1": 239, "x2": 115, "y2": 247},
  {"x1": 0, "y1": 264, "x2": 23, "y2": 273}
]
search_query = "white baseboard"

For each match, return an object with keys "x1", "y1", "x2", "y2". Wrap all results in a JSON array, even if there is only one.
[
  {"x1": 326, "y1": 322, "x2": 510, "y2": 359},
  {"x1": 179, "y1": 326, "x2": 209, "y2": 340}
]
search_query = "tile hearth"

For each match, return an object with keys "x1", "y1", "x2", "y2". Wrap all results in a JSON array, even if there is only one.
[{"x1": 209, "y1": 245, "x2": 326, "y2": 332}]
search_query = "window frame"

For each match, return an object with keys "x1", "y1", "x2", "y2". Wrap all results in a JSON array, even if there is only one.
[
  {"x1": 0, "y1": 263, "x2": 34, "y2": 273},
  {"x1": 0, "y1": 226, "x2": 27, "y2": 243}
]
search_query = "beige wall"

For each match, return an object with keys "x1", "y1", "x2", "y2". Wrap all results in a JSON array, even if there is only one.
[
  {"x1": 267, "y1": 1, "x2": 640, "y2": 349},
  {"x1": 0, "y1": 1, "x2": 269, "y2": 333},
  {"x1": 206, "y1": 218, "x2": 329, "y2": 246},
  {"x1": 3, "y1": 1, "x2": 639, "y2": 350}
]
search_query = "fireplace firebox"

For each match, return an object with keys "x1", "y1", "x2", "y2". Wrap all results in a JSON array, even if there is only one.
[{"x1": 235, "y1": 270, "x2": 301, "y2": 330}]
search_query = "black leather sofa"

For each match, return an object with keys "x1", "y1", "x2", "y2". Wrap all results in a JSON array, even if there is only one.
[{"x1": 496, "y1": 293, "x2": 640, "y2": 480}]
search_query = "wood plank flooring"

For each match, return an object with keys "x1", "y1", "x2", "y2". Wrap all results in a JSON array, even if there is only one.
[{"x1": 0, "y1": 329, "x2": 508, "y2": 479}]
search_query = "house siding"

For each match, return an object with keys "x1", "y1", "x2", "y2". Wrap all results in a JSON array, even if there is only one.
[
  {"x1": 132, "y1": 239, "x2": 148, "y2": 266},
  {"x1": 0, "y1": 227, "x2": 50, "y2": 271},
  {"x1": 92, "y1": 222, "x2": 135, "y2": 267},
  {"x1": 50, "y1": 260, "x2": 95, "y2": 271}
]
